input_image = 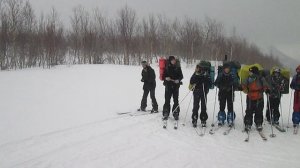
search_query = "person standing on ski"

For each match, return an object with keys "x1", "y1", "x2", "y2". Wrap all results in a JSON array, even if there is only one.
[
  {"x1": 266, "y1": 68, "x2": 287, "y2": 125},
  {"x1": 215, "y1": 64, "x2": 239, "y2": 127},
  {"x1": 241, "y1": 66, "x2": 269, "y2": 131},
  {"x1": 189, "y1": 64, "x2": 212, "y2": 127},
  {"x1": 162, "y1": 56, "x2": 183, "y2": 121},
  {"x1": 139, "y1": 61, "x2": 158, "y2": 113},
  {"x1": 290, "y1": 65, "x2": 300, "y2": 128}
]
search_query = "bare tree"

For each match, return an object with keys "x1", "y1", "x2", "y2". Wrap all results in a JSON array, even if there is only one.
[
  {"x1": 116, "y1": 5, "x2": 136, "y2": 65},
  {"x1": 0, "y1": 0, "x2": 282, "y2": 70}
]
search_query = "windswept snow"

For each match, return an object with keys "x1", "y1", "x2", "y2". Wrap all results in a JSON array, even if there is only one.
[{"x1": 0, "y1": 64, "x2": 299, "y2": 168}]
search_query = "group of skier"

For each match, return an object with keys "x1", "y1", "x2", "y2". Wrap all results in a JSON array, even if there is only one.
[{"x1": 139, "y1": 55, "x2": 300, "y2": 135}]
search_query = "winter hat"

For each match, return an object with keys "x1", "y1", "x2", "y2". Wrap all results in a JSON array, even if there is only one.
[
  {"x1": 141, "y1": 61, "x2": 148, "y2": 66},
  {"x1": 169, "y1": 56, "x2": 176, "y2": 62},
  {"x1": 223, "y1": 63, "x2": 231, "y2": 70},
  {"x1": 273, "y1": 67, "x2": 281, "y2": 73},
  {"x1": 296, "y1": 65, "x2": 300, "y2": 72},
  {"x1": 249, "y1": 66, "x2": 259, "y2": 75}
]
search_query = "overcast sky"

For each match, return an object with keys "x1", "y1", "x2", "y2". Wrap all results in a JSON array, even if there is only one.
[{"x1": 30, "y1": 0, "x2": 300, "y2": 60}]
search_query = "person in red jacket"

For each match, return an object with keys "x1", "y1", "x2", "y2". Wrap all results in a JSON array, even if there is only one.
[
  {"x1": 290, "y1": 65, "x2": 300, "y2": 128},
  {"x1": 241, "y1": 66, "x2": 269, "y2": 132},
  {"x1": 162, "y1": 56, "x2": 183, "y2": 121}
]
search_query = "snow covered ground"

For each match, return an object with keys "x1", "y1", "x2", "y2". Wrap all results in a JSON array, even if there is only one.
[{"x1": 0, "y1": 64, "x2": 299, "y2": 168}]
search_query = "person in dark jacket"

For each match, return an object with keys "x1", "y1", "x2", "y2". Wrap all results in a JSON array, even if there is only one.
[
  {"x1": 162, "y1": 56, "x2": 183, "y2": 121},
  {"x1": 266, "y1": 68, "x2": 287, "y2": 125},
  {"x1": 139, "y1": 61, "x2": 158, "y2": 112},
  {"x1": 214, "y1": 64, "x2": 238, "y2": 127},
  {"x1": 189, "y1": 64, "x2": 212, "y2": 127},
  {"x1": 241, "y1": 66, "x2": 269, "y2": 131},
  {"x1": 290, "y1": 65, "x2": 300, "y2": 128}
]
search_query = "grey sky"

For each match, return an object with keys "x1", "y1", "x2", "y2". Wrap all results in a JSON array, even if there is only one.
[{"x1": 30, "y1": 0, "x2": 300, "y2": 59}]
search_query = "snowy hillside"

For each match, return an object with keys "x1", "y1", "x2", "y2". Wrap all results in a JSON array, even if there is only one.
[{"x1": 0, "y1": 64, "x2": 299, "y2": 168}]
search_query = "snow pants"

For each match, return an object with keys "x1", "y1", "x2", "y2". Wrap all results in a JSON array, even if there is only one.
[{"x1": 244, "y1": 97, "x2": 264, "y2": 126}]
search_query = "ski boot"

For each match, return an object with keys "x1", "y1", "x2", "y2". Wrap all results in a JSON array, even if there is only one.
[
  {"x1": 228, "y1": 122, "x2": 234, "y2": 128},
  {"x1": 227, "y1": 111, "x2": 235, "y2": 127},
  {"x1": 256, "y1": 124, "x2": 263, "y2": 131},
  {"x1": 273, "y1": 120, "x2": 279, "y2": 126},
  {"x1": 244, "y1": 125, "x2": 251, "y2": 132},
  {"x1": 218, "y1": 111, "x2": 226, "y2": 126},
  {"x1": 138, "y1": 108, "x2": 146, "y2": 112},
  {"x1": 151, "y1": 108, "x2": 158, "y2": 113},
  {"x1": 192, "y1": 120, "x2": 197, "y2": 128},
  {"x1": 201, "y1": 121, "x2": 207, "y2": 128}
]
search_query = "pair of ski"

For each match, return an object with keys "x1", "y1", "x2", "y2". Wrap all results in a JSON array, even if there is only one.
[
  {"x1": 117, "y1": 109, "x2": 157, "y2": 116},
  {"x1": 293, "y1": 125, "x2": 299, "y2": 135},
  {"x1": 194, "y1": 125, "x2": 207, "y2": 137},
  {"x1": 163, "y1": 120, "x2": 178, "y2": 130},
  {"x1": 264, "y1": 119, "x2": 286, "y2": 132},
  {"x1": 244, "y1": 130, "x2": 268, "y2": 142},
  {"x1": 209, "y1": 125, "x2": 234, "y2": 135}
]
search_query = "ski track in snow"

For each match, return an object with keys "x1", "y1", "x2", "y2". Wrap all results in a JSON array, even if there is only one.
[{"x1": 0, "y1": 64, "x2": 299, "y2": 168}]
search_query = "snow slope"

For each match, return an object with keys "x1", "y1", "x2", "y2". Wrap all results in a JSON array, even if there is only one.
[{"x1": 0, "y1": 64, "x2": 299, "y2": 168}]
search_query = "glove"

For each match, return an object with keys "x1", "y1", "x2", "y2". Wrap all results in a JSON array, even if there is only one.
[
  {"x1": 165, "y1": 77, "x2": 171, "y2": 81},
  {"x1": 265, "y1": 89, "x2": 271, "y2": 94},
  {"x1": 174, "y1": 80, "x2": 180, "y2": 84},
  {"x1": 203, "y1": 71, "x2": 209, "y2": 77},
  {"x1": 189, "y1": 84, "x2": 196, "y2": 91},
  {"x1": 237, "y1": 86, "x2": 243, "y2": 91}
]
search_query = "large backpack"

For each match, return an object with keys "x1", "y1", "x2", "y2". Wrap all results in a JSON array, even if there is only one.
[
  {"x1": 159, "y1": 58, "x2": 167, "y2": 81},
  {"x1": 270, "y1": 66, "x2": 290, "y2": 94},
  {"x1": 159, "y1": 57, "x2": 181, "y2": 81},
  {"x1": 238, "y1": 64, "x2": 265, "y2": 93},
  {"x1": 218, "y1": 61, "x2": 241, "y2": 85},
  {"x1": 198, "y1": 61, "x2": 215, "y2": 89}
]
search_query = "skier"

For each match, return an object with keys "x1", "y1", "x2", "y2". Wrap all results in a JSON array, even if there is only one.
[
  {"x1": 139, "y1": 61, "x2": 158, "y2": 113},
  {"x1": 214, "y1": 64, "x2": 239, "y2": 127},
  {"x1": 266, "y1": 68, "x2": 287, "y2": 125},
  {"x1": 189, "y1": 63, "x2": 212, "y2": 127},
  {"x1": 290, "y1": 65, "x2": 300, "y2": 128},
  {"x1": 241, "y1": 66, "x2": 269, "y2": 131},
  {"x1": 162, "y1": 56, "x2": 183, "y2": 121}
]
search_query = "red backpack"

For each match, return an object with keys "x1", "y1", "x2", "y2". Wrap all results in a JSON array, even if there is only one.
[{"x1": 159, "y1": 58, "x2": 167, "y2": 81}]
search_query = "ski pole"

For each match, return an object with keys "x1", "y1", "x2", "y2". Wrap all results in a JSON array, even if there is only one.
[
  {"x1": 240, "y1": 91, "x2": 245, "y2": 128},
  {"x1": 202, "y1": 83, "x2": 208, "y2": 123},
  {"x1": 267, "y1": 94, "x2": 276, "y2": 137},
  {"x1": 231, "y1": 85, "x2": 235, "y2": 128},
  {"x1": 211, "y1": 87, "x2": 218, "y2": 127},
  {"x1": 210, "y1": 58, "x2": 218, "y2": 127},
  {"x1": 287, "y1": 90, "x2": 293, "y2": 130},
  {"x1": 171, "y1": 85, "x2": 194, "y2": 115},
  {"x1": 279, "y1": 93, "x2": 285, "y2": 130},
  {"x1": 182, "y1": 93, "x2": 193, "y2": 126}
]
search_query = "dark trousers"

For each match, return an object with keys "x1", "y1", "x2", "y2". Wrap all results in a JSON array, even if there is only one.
[
  {"x1": 219, "y1": 91, "x2": 234, "y2": 112},
  {"x1": 266, "y1": 97, "x2": 280, "y2": 122},
  {"x1": 163, "y1": 85, "x2": 180, "y2": 118},
  {"x1": 141, "y1": 87, "x2": 158, "y2": 110},
  {"x1": 244, "y1": 97, "x2": 264, "y2": 126},
  {"x1": 192, "y1": 90, "x2": 208, "y2": 122}
]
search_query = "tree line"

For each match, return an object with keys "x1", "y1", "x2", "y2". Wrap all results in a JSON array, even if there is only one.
[{"x1": 0, "y1": 0, "x2": 281, "y2": 70}]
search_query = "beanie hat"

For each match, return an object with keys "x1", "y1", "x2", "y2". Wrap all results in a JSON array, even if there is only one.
[
  {"x1": 296, "y1": 65, "x2": 300, "y2": 72},
  {"x1": 273, "y1": 67, "x2": 281, "y2": 73},
  {"x1": 169, "y1": 56, "x2": 176, "y2": 62},
  {"x1": 141, "y1": 61, "x2": 148, "y2": 66},
  {"x1": 249, "y1": 66, "x2": 259, "y2": 75}
]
